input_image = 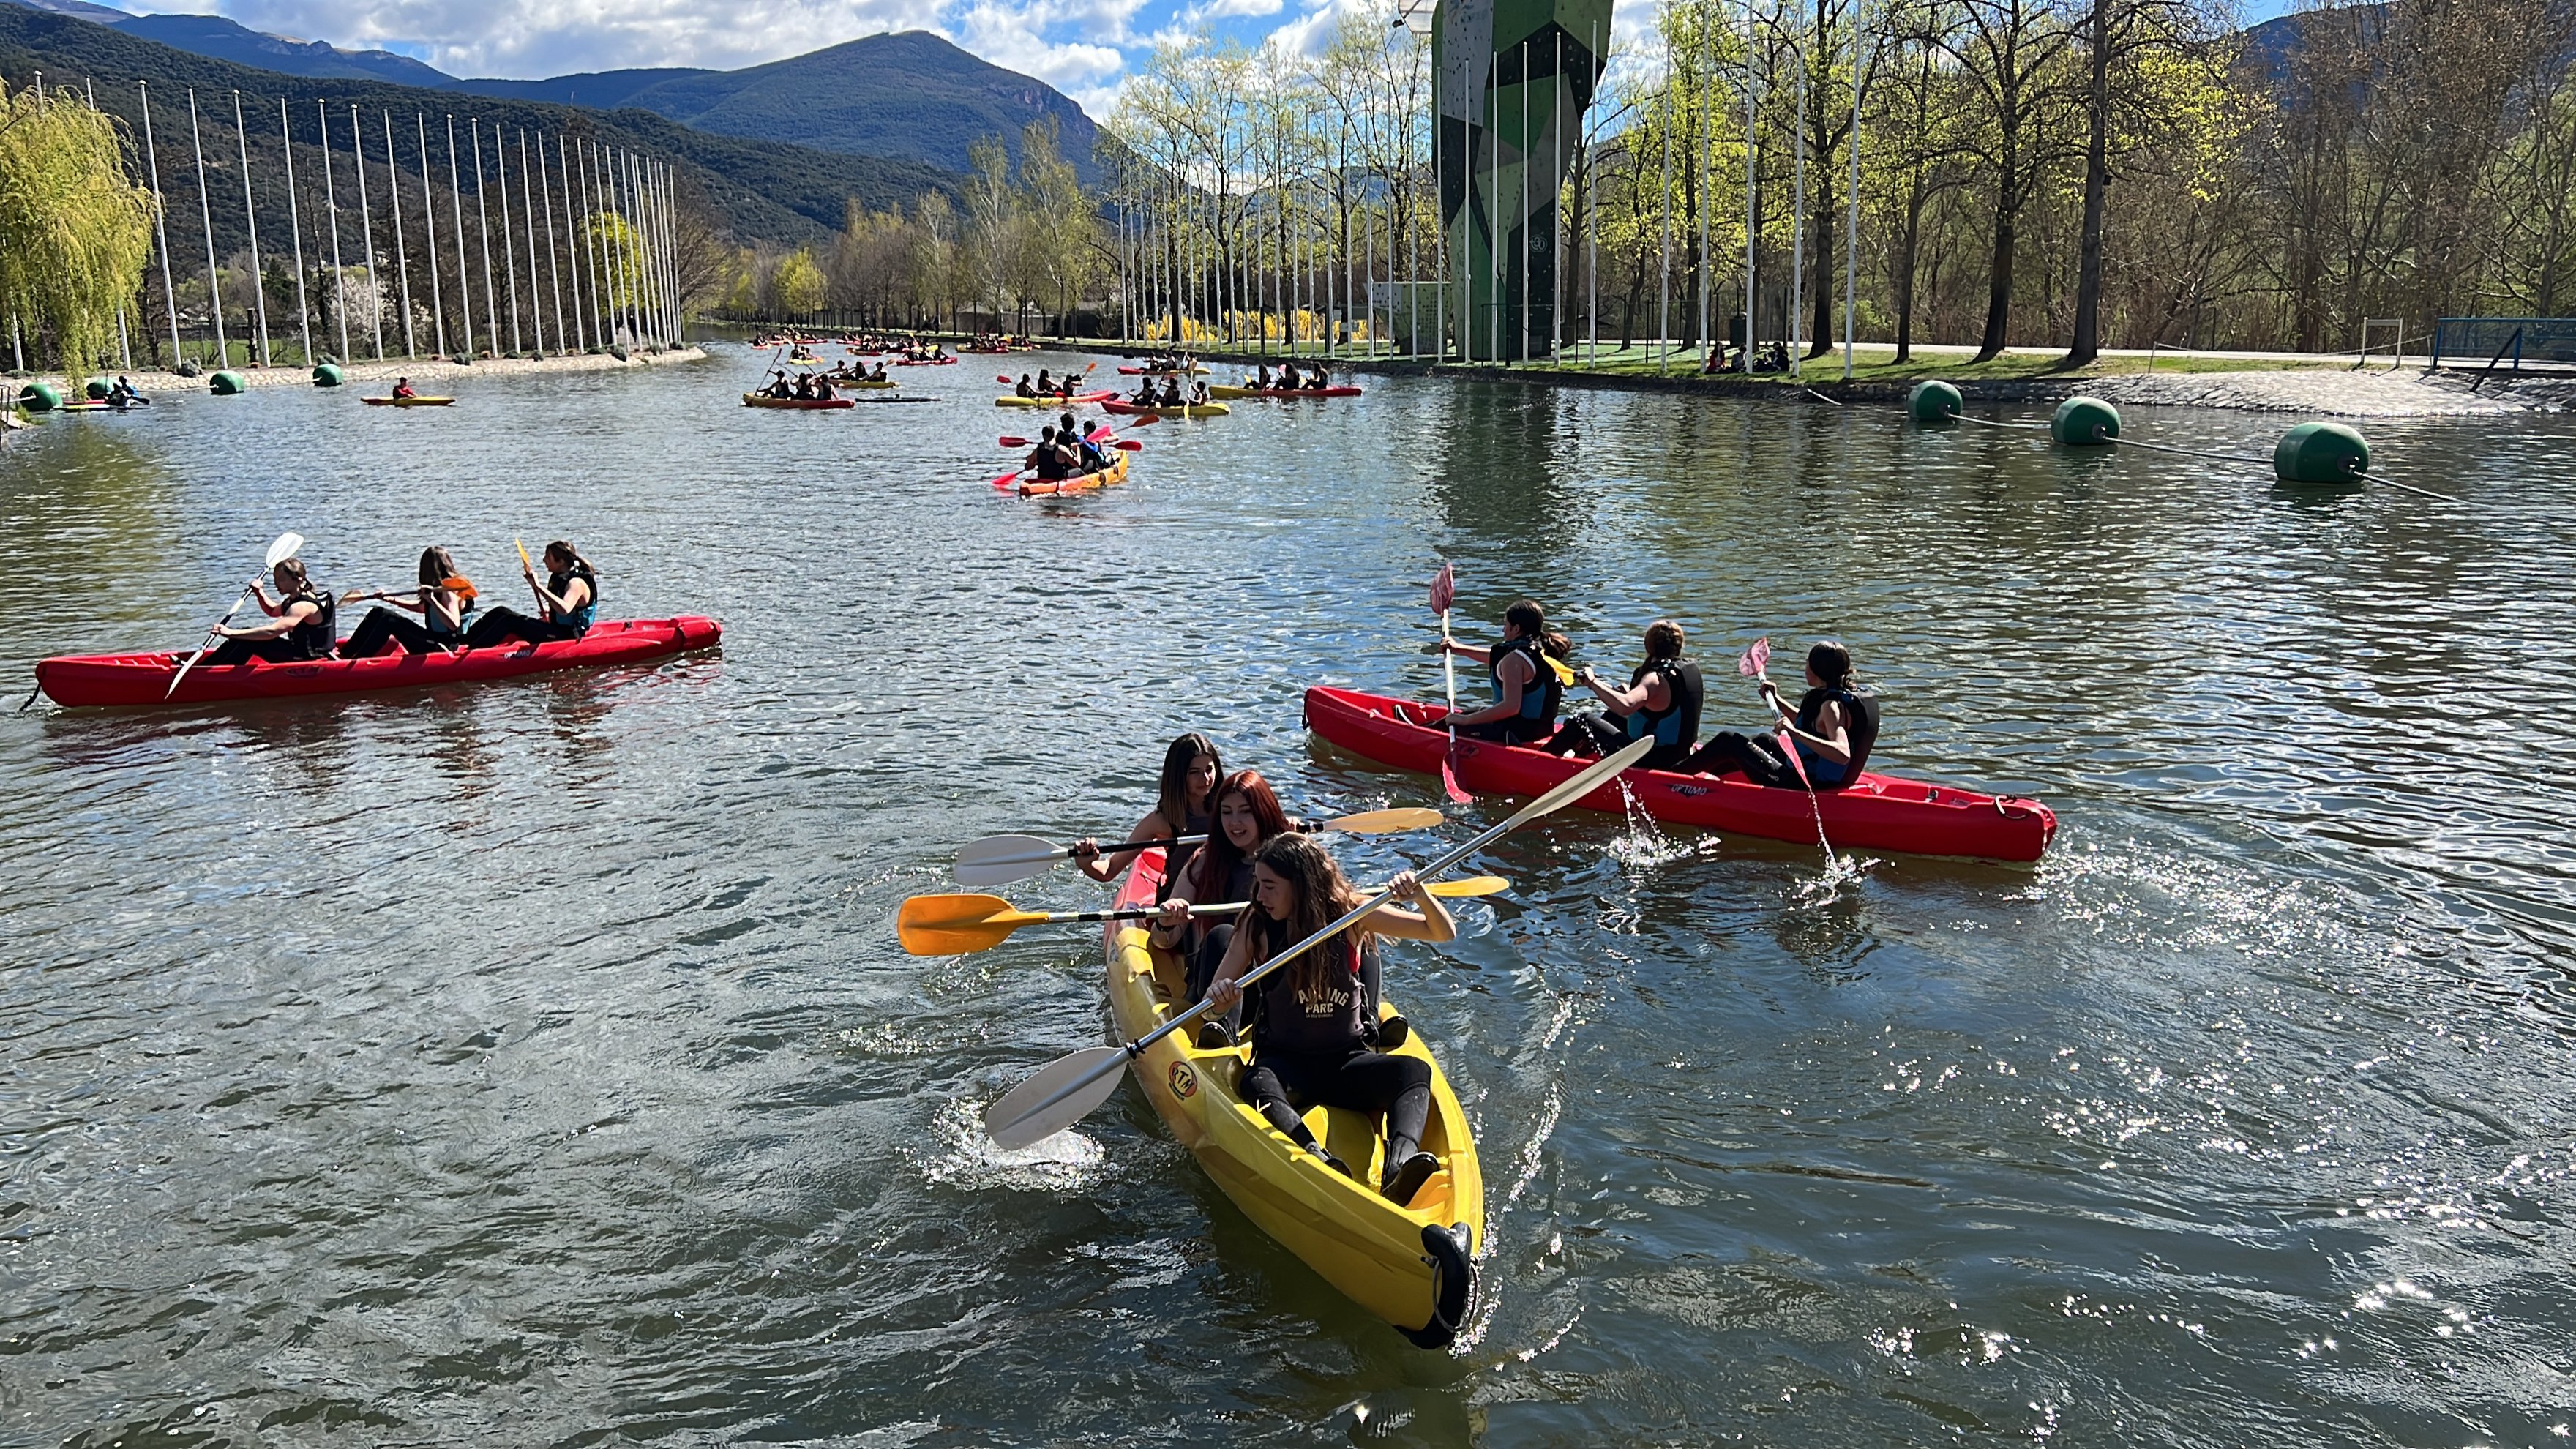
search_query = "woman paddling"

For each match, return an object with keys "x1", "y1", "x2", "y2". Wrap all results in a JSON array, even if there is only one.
[
  {"x1": 1149, "y1": 768, "x2": 1295, "y2": 1044},
  {"x1": 1203, "y1": 834, "x2": 1454, "y2": 1205},
  {"x1": 1544, "y1": 619, "x2": 1704, "y2": 770},
  {"x1": 462, "y1": 540, "x2": 597, "y2": 649},
  {"x1": 340, "y1": 547, "x2": 478, "y2": 657},
  {"x1": 1441, "y1": 599, "x2": 1568, "y2": 745},
  {"x1": 205, "y1": 558, "x2": 336, "y2": 664},
  {"x1": 1070, "y1": 732, "x2": 1224, "y2": 891},
  {"x1": 1682, "y1": 639, "x2": 1879, "y2": 787}
]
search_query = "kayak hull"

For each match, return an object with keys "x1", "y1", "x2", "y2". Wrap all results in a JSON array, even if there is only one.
[
  {"x1": 362, "y1": 396, "x2": 454, "y2": 406},
  {"x1": 1017, "y1": 447, "x2": 1131, "y2": 495},
  {"x1": 996, "y1": 391, "x2": 1113, "y2": 408},
  {"x1": 1102, "y1": 400, "x2": 1229, "y2": 417},
  {"x1": 1304, "y1": 684, "x2": 2057, "y2": 861},
  {"x1": 1115, "y1": 365, "x2": 1208, "y2": 375},
  {"x1": 36, "y1": 616, "x2": 722, "y2": 708},
  {"x1": 1103, "y1": 851, "x2": 1481, "y2": 1347},
  {"x1": 742, "y1": 393, "x2": 855, "y2": 409},
  {"x1": 1208, "y1": 385, "x2": 1363, "y2": 399},
  {"x1": 895, "y1": 357, "x2": 959, "y2": 367}
]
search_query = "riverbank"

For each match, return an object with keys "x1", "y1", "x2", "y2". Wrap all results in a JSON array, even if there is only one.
[
  {"x1": 8, "y1": 346, "x2": 709, "y2": 404},
  {"x1": 1060, "y1": 341, "x2": 2572, "y2": 418}
]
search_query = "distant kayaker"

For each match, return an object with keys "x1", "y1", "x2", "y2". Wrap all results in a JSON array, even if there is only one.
[
  {"x1": 1024, "y1": 425, "x2": 1071, "y2": 482},
  {"x1": 1157, "y1": 378, "x2": 1184, "y2": 407},
  {"x1": 1254, "y1": 362, "x2": 1274, "y2": 389},
  {"x1": 811, "y1": 372, "x2": 836, "y2": 400},
  {"x1": 1441, "y1": 599, "x2": 1568, "y2": 744},
  {"x1": 1278, "y1": 361, "x2": 1300, "y2": 389},
  {"x1": 1202, "y1": 834, "x2": 1454, "y2": 1204},
  {"x1": 1683, "y1": 639, "x2": 1879, "y2": 787},
  {"x1": 1036, "y1": 369, "x2": 1057, "y2": 394},
  {"x1": 392, "y1": 377, "x2": 417, "y2": 400},
  {"x1": 1150, "y1": 768, "x2": 1297, "y2": 1045},
  {"x1": 1546, "y1": 619, "x2": 1704, "y2": 770},
  {"x1": 868, "y1": 362, "x2": 888, "y2": 381},
  {"x1": 1307, "y1": 364, "x2": 1329, "y2": 391},
  {"x1": 1189, "y1": 381, "x2": 1211, "y2": 406},
  {"x1": 1016, "y1": 373, "x2": 1038, "y2": 399},
  {"x1": 206, "y1": 558, "x2": 337, "y2": 665},
  {"x1": 340, "y1": 546, "x2": 477, "y2": 657},
  {"x1": 462, "y1": 540, "x2": 597, "y2": 649},
  {"x1": 1060, "y1": 412, "x2": 1108, "y2": 472},
  {"x1": 1071, "y1": 732, "x2": 1224, "y2": 890},
  {"x1": 108, "y1": 375, "x2": 144, "y2": 408}
]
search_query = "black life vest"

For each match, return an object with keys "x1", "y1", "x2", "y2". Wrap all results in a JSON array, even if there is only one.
[
  {"x1": 1158, "y1": 807, "x2": 1213, "y2": 903},
  {"x1": 283, "y1": 586, "x2": 336, "y2": 660},
  {"x1": 1491, "y1": 634, "x2": 1562, "y2": 731},
  {"x1": 1794, "y1": 685, "x2": 1881, "y2": 787},
  {"x1": 1250, "y1": 918, "x2": 1369, "y2": 1057},
  {"x1": 546, "y1": 564, "x2": 599, "y2": 632},
  {"x1": 1622, "y1": 657, "x2": 1704, "y2": 758}
]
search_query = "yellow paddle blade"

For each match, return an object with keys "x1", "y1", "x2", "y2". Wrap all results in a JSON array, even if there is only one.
[
  {"x1": 1426, "y1": 875, "x2": 1508, "y2": 898},
  {"x1": 1543, "y1": 654, "x2": 1577, "y2": 686},
  {"x1": 1328, "y1": 807, "x2": 1444, "y2": 835},
  {"x1": 896, "y1": 894, "x2": 1051, "y2": 956}
]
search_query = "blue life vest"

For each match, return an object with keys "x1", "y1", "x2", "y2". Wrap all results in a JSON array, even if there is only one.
[
  {"x1": 547, "y1": 565, "x2": 599, "y2": 634},
  {"x1": 1489, "y1": 635, "x2": 1562, "y2": 727},
  {"x1": 1793, "y1": 686, "x2": 1881, "y2": 787},
  {"x1": 1622, "y1": 658, "x2": 1704, "y2": 752}
]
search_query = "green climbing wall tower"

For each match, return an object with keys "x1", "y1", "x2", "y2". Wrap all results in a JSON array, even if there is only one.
[{"x1": 1437, "y1": 0, "x2": 1611, "y2": 362}]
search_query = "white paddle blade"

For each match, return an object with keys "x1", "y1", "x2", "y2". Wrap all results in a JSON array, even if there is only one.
[
  {"x1": 1505, "y1": 736, "x2": 1658, "y2": 829},
  {"x1": 951, "y1": 834, "x2": 1065, "y2": 888},
  {"x1": 984, "y1": 1044, "x2": 1129, "y2": 1150},
  {"x1": 264, "y1": 532, "x2": 304, "y2": 568},
  {"x1": 1327, "y1": 807, "x2": 1445, "y2": 835}
]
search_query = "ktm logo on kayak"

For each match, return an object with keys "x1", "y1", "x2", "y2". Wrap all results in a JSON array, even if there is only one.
[{"x1": 1168, "y1": 1062, "x2": 1199, "y2": 1100}]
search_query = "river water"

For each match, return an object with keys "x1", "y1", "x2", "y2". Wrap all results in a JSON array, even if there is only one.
[{"x1": 3, "y1": 348, "x2": 2571, "y2": 1447}]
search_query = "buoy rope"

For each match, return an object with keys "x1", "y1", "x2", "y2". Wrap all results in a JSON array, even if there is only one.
[
  {"x1": 2351, "y1": 470, "x2": 2458, "y2": 503},
  {"x1": 1945, "y1": 412, "x2": 2047, "y2": 431},
  {"x1": 1802, "y1": 386, "x2": 1845, "y2": 408},
  {"x1": 2092, "y1": 431, "x2": 2272, "y2": 468}
]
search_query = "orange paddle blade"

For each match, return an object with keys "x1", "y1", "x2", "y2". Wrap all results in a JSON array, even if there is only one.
[{"x1": 896, "y1": 894, "x2": 1051, "y2": 956}]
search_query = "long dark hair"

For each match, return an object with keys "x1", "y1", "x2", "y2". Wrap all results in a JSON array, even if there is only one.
[
  {"x1": 273, "y1": 558, "x2": 315, "y2": 597},
  {"x1": 416, "y1": 546, "x2": 458, "y2": 586},
  {"x1": 1808, "y1": 640, "x2": 1854, "y2": 690},
  {"x1": 1155, "y1": 733, "x2": 1221, "y2": 839},
  {"x1": 1188, "y1": 768, "x2": 1292, "y2": 901},
  {"x1": 544, "y1": 540, "x2": 596, "y2": 581},
  {"x1": 1246, "y1": 834, "x2": 1367, "y2": 1001}
]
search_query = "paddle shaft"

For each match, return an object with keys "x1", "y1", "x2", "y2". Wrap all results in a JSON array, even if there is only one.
[
  {"x1": 163, "y1": 574, "x2": 261, "y2": 699},
  {"x1": 1008, "y1": 738, "x2": 1653, "y2": 1123}
]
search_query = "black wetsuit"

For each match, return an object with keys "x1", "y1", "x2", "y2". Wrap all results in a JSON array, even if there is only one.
[
  {"x1": 1233, "y1": 922, "x2": 1423, "y2": 1172},
  {"x1": 1459, "y1": 635, "x2": 1562, "y2": 745},
  {"x1": 1682, "y1": 685, "x2": 1879, "y2": 787},
  {"x1": 342, "y1": 591, "x2": 474, "y2": 658},
  {"x1": 209, "y1": 588, "x2": 336, "y2": 665},
  {"x1": 465, "y1": 564, "x2": 596, "y2": 649}
]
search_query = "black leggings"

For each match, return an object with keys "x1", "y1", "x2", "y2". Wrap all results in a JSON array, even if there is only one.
[
  {"x1": 340, "y1": 607, "x2": 457, "y2": 658},
  {"x1": 1543, "y1": 713, "x2": 1692, "y2": 772},
  {"x1": 206, "y1": 636, "x2": 311, "y2": 666},
  {"x1": 1459, "y1": 716, "x2": 1551, "y2": 745},
  {"x1": 1682, "y1": 730, "x2": 1815, "y2": 788},
  {"x1": 1239, "y1": 1048, "x2": 1432, "y2": 1164},
  {"x1": 463, "y1": 608, "x2": 582, "y2": 650}
]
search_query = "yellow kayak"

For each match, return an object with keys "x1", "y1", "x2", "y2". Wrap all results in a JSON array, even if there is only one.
[
  {"x1": 1100, "y1": 851, "x2": 1480, "y2": 1346},
  {"x1": 361, "y1": 395, "x2": 454, "y2": 407},
  {"x1": 843, "y1": 377, "x2": 899, "y2": 389}
]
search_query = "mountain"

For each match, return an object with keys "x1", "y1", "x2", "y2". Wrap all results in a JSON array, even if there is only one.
[
  {"x1": 109, "y1": 12, "x2": 455, "y2": 88},
  {"x1": 0, "y1": 6, "x2": 960, "y2": 250},
  {"x1": 447, "y1": 32, "x2": 1108, "y2": 182},
  {"x1": 0, "y1": 0, "x2": 128, "y2": 22},
  {"x1": 450, "y1": 67, "x2": 711, "y2": 112}
]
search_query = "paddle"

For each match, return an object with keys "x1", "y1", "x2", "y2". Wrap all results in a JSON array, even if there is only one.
[
  {"x1": 1429, "y1": 561, "x2": 1472, "y2": 804},
  {"x1": 952, "y1": 806, "x2": 1445, "y2": 888},
  {"x1": 341, "y1": 575, "x2": 476, "y2": 606},
  {"x1": 514, "y1": 536, "x2": 549, "y2": 614},
  {"x1": 898, "y1": 876, "x2": 1511, "y2": 956},
  {"x1": 1740, "y1": 637, "x2": 1840, "y2": 869},
  {"x1": 984, "y1": 735, "x2": 1655, "y2": 1149},
  {"x1": 164, "y1": 531, "x2": 304, "y2": 700}
]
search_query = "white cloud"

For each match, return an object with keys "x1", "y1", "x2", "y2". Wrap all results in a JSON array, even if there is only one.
[{"x1": 1186, "y1": 0, "x2": 1281, "y2": 21}]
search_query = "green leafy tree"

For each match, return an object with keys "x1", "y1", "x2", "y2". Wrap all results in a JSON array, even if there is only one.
[{"x1": 0, "y1": 80, "x2": 157, "y2": 382}]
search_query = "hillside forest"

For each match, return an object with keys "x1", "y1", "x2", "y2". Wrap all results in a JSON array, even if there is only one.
[{"x1": 744, "y1": 0, "x2": 2576, "y2": 359}]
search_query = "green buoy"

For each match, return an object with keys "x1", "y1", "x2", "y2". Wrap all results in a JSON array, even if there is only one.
[
  {"x1": 209, "y1": 370, "x2": 248, "y2": 395},
  {"x1": 2273, "y1": 421, "x2": 2369, "y2": 486},
  {"x1": 18, "y1": 381, "x2": 61, "y2": 411},
  {"x1": 312, "y1": 362, "x2": 345, "y2": 388},
  {"x1": 86, "y1": 378, "x2": 113, "y2": 400},
  {"x1": 1908, "y1": 380, "x2": 1962, "y2": 425},
  {"x1": 2051, "y1": 395, "x2": 2120, "y2": 446}
]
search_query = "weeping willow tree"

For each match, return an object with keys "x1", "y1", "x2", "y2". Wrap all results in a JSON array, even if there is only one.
[
  {"x1": 582, "y1": 211, "x2": 659, "y2": 315},
  {"x1": 0, "y1": 80, "x2": 157, "y2": 381}
]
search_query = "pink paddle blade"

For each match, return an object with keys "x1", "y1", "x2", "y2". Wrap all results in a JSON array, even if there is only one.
[
  {"x1": 1429, "y1": 560, "x2": 1456, "y2": 615},
  {"x1": 1441, "y1": 735, "x2": 1473, "y2": 804},
  {"x1": 1737, "y1": 637, "x2": 1771, "y2": 678}
]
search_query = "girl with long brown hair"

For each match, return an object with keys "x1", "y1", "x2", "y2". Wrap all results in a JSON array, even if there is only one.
[
  {"x1": 206, "y1": 557, "x2": 335, "y2": 664},
  {"x1": 1073, "y1": 733, "x2": 1223, "y2": 894},
  {"x1": 1202, "y1": 834, "x2": 1457, "y2": 1206},
  {"x1": 1147, "y1": 768, "x2": 1295, "y2": 1043}
]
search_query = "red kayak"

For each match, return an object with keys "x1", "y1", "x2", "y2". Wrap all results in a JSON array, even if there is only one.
[
  {"x1": 36, "y1": 616, "x2": 722, "y2": 708},
  {"x1": 1213, "y1": 385, "x2": 1363, "y2": 399},
  {"x1": 1304, "y1": 685, "x2": 2056, "y2": 861},
  {"x1": 896, "y1": 356, "x2": 959, "y2": 367}
]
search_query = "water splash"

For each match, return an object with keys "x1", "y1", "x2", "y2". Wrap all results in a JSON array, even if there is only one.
[
  {"x1": 1606, "y1": 777, "x2": 1696, "y2": 870},
  {"x1": 918, "y1": 1096, "x2": 1108, "y2": 1193}
]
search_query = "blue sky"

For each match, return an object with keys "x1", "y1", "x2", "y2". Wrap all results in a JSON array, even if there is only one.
[{"x1": 111, "y1": 0, "x2": 2301, "y2": 118}]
